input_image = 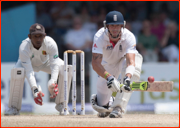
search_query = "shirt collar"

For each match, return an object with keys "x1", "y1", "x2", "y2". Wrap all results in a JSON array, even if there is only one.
[
  {"x1": 30, "y1": 40, "x2": 44, "y2": 52},
  {"x1": 104, "y1": 28, "x2": 126, "y2": 42}
]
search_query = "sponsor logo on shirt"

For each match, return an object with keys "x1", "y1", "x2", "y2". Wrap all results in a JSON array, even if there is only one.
[
  {"x1": 42, "y1": 51, "x2": 47, "y2": 55},
  {"x1": 31, "y1": 54, "x2": 34, "y2": 59},
  {"x1": 130, "y1": 44, "x2": 136, "y2": 50},
  {"x1": 53, "y1": 54, "x2": 58, "y2": 59},
  {"x1": 106, "y1": 44, "x2": 113, "y2": 50},
  {"x1": 133, "y1": 44, "x2": 136, "y2": 49},
  {"x1": 93, "y1": 44, "x2": 97, "y2": 48},
  {"x1": 129, "y1": 44, "x2": 136, "y2": 51}
]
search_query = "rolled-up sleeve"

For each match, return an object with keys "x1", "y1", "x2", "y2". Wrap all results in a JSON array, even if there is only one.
[
  {"x1": 126, "y1": 34, "x2": 137, "y2": 54},
  {"x1": 48, "y1": 37, "x2": 60, "y2": 82},
  {"x1": 92, "y1": 35, "x2": 103, "y2": 54}
]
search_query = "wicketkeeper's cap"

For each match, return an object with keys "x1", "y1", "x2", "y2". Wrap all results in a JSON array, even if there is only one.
[{"x1": 29, "y1": 23, "x2": 46, "y2": 35}]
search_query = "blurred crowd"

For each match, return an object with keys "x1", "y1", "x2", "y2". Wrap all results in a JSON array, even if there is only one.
[
  {"x1": 34, "y1": 1, "x2": 179, "y2": 63},
  {"x1": 34, "y1": 1, "x2": 179, "y2": 84},
  {"x1": 2, "y1": 1, "x2": 179, "y2": 85}
]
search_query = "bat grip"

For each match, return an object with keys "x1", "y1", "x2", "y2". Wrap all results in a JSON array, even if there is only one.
[
  {"x1": 119, "y1": 84, "x2": 123, "y2": 87},
  {"x1": 119, "y1": 84, "x2": 131, "y2": 91},
  {"x1": 124, "y1": 85, "x2": 131, "y2": 91}
]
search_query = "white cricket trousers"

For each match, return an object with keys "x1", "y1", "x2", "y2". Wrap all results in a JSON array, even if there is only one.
[{"x1": 96, "y1": 56, "x2": 126, "y2": 106}]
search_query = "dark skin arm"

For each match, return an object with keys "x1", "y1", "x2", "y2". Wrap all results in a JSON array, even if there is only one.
[
  {"x1": 125, "y1": 53, "x2": 135, "y2": 78},
  {"x1": 92, "y1": 53, "x2": 111, "y2": 80}
]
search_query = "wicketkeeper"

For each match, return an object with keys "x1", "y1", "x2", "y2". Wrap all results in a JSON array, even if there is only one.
[
  {"x1": 91, "y1": 11, "x2": 143, "y2": 118},
  {"x1": 5, "y1": 23, "x2": 72, "y2": 115}
]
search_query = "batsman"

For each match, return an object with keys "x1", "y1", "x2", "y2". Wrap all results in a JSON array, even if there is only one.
[
  {"x1": 91, "y1": 11, "x2": 143, "y2": 118},
  {"x1": 5, "y1": 23, "x2": 72, "y2": 115}
]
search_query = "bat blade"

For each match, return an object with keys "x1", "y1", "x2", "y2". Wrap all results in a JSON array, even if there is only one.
[
  {"x1": 114, "y1": 81, "x2": 174, "y2": 97},
  {"x1": 131, "y1": 81, "x2": 173, "y2": 92}
]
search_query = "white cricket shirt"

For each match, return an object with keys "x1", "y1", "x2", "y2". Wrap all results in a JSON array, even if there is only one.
[
  {"x1": 92, "y1": 27, "x2": 138, "y2": 65},
  {"x1": 19, "y1": 36, "x2": 60, "y2": 88}
]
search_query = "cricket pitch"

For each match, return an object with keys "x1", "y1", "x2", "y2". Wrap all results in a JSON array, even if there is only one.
[{"x1": 1, "y1": 114, "x2": 179, "y2": 127}]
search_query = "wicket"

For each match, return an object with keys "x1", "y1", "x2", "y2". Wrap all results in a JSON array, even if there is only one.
[{"x1": 64, "y1": 50, "x2": 85, "y2": 115}]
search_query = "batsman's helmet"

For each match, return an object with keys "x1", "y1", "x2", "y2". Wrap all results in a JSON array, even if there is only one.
[
  {"x1": 105, "y1": 11, "x2": 124, "y2": 25},
  {"x1": 103, "y1": 11, "x2": 126, "y2": 39}
]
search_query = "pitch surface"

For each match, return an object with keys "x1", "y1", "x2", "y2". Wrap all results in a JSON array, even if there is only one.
[{"x1": 1, "y1": 114, "x2": 179, "y2": 127}]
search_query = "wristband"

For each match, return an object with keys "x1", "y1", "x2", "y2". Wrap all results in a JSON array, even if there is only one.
[{"x1": 104, "y1": 72, "x2": 109, "y2": 79}]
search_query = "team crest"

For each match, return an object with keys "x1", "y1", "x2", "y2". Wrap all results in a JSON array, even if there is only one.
[
  {"x1": 113, "y1": 15, "x2": 117, "y2": 21},
  {"x1": 42, "y1": 51, "x2": 47, "y2": 55},
  {"x1": 119, "y1": 45, "x2": 122, "y2": 51},
  {"x1": 36, "y1": 25, "x2": 41, "y2": 29}
]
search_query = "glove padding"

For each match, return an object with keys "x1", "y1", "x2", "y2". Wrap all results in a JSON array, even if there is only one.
[
  {"x1": 32, "y1": 85, "x2": 45, "y2": 106},
  {"x1": 107, "y1": 76, "x2": 120, "y2": 92},
  {"x1": 121, "y1": 76, "x2": 131, "y2": 93},
  {"x1": 48, "y1": 79, "x2": 59, "y2": 98}
]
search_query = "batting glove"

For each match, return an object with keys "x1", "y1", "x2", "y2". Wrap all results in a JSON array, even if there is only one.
[
  {"x1": 121, "y1": 76, "x2": 131, "y2": 93},
  {"x1": 107, "y1": 76, "x2": 121, "y2": 92}
]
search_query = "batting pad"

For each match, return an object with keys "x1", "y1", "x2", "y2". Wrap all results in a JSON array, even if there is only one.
[
  {"x1": 8, "y1": 68, "x2": 25, "y2": 110},
  {"x1": 132, "y1": 53, "x2": 143, "y2": 82},
  {"x1": 111, "y1": 53, "x2": 143, "y2": 112},
  {"x1": 120, "y1": 53, "x2": 143, "y2": 83},
  {"x1": 111, "y1": 91, "x2": 132, "y2": 113},
  {"x1": 55, "y1": 65, "x2": 72, "y2": 105}
]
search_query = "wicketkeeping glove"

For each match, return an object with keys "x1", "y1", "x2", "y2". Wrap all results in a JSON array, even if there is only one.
[
  {"x1": 32, "y1": 85, "x2": 45, "y2": 106},
  {"x1": 48, "y1": 79, "x2": 59, "y2": 98}
]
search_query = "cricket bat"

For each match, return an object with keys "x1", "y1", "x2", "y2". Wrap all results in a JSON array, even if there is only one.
[{"x1": 120, "y1": 81, "x2": 174, "y2": 92}]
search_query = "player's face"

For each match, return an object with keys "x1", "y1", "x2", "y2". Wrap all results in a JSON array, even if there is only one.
[
  {"x1": 29, "y1": 34, "x2": 45, "y2": 49},
  {"x1": 108, "y1": 24, "x2": 122, "y2": 37}
]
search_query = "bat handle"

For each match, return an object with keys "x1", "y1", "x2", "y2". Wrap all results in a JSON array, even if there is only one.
[
  {"x1": 119, "y1": 84, "x2": 123, "y2": 88},
  {"x1": 119, "y1": 83, "x2": 132, "y2": 90},
  {"x1": 124, "y1": 85, "x2": 131, "y2": 91}
]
